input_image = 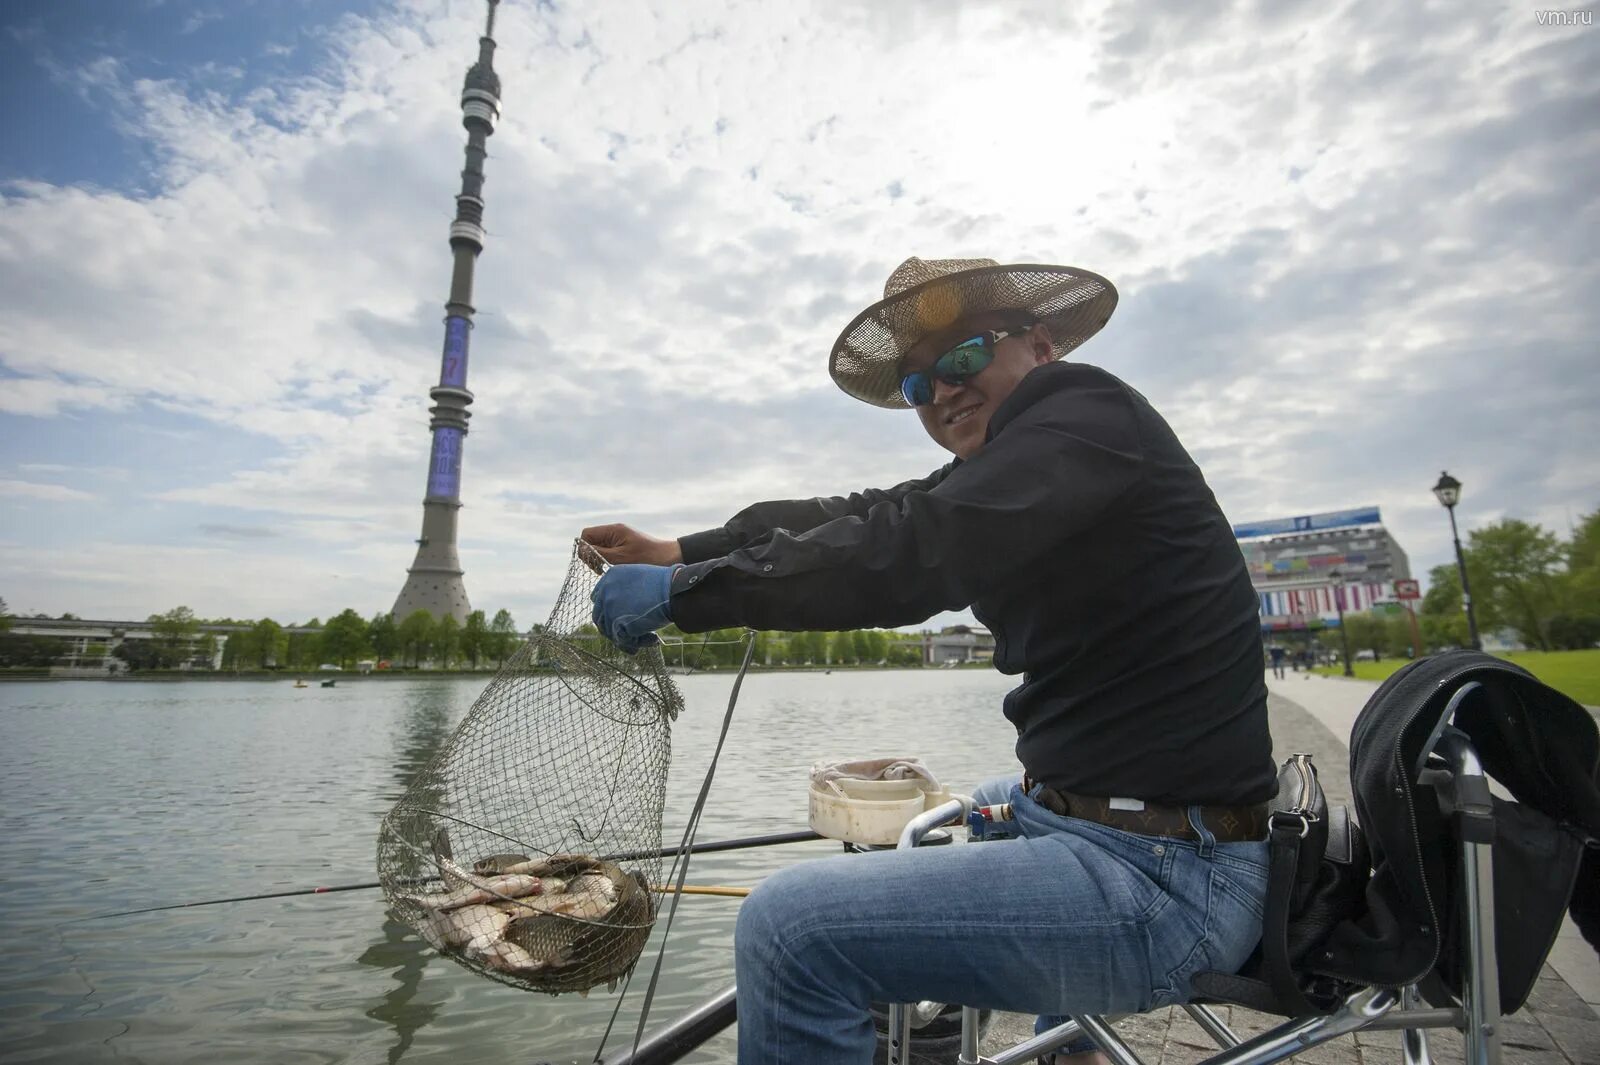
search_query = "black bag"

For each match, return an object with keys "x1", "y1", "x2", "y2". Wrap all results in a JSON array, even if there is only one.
[
  {"x1": 1263, "y1": 753, "x2": 1371, "y2": 1013},
  {"x1": 1192, "y1": 754, "x2": 1370, "y2": 1014}
]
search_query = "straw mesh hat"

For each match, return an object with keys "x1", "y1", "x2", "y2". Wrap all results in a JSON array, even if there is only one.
[{"x1": 829, "y1": 257, "x2": 1119, "y2": 408}]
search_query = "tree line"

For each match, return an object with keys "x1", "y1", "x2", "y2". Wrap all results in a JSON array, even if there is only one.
[
  {"x1": 0, "y1": 593, "x2": 940, "y2": 673},
  {"x1": 653, "y1": 625, "x2": 927, "y2": 670},
  {"x1": 215, "y1": 607, "x2": 524, "y2": 670},
  {"x1": 1333, "y1": 508, "x2": 1600, "y2": 660}
]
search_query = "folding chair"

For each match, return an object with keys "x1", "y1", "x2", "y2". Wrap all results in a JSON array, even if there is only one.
[
  {"x1": 605, "y1": 655, "x2": 1595, "y2": 1065},
  {"x1": 911, "y1": 660, "x2": 1595, "y2": 1065}
]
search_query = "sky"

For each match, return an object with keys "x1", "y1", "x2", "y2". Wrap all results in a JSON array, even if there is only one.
[{"x1": 0, "y1": 0, "x2": 1596, "y2": 631}]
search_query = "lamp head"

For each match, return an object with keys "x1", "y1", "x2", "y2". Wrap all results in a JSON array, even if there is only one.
[{"x1": 1432, "y1": 470, "x2": 1462, "y2": 508}]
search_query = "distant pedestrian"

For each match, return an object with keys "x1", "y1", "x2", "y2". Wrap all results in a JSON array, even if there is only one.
[{"x1": 1268, "y1": 644, "x2": 1286, "y2": 680}]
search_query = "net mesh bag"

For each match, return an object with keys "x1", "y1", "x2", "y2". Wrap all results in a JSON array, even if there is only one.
[{"x1": 377, "y1": 541, "x2": 684, "y2": 994}]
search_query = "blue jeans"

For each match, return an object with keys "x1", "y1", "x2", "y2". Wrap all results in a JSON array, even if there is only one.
[{"x1": 734, "y1": 775, "x2": 1269, "y2": 1063}]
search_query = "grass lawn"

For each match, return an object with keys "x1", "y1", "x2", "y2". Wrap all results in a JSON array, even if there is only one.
[{"x1": 1313, "y1": 648, "x2": 1600, "y2": 706}]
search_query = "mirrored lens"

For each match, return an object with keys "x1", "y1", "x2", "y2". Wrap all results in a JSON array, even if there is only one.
[
  {"x1": 899, "y1": 335, "x2": 995, "y2": 406},
  {"x1": 900, "y1": 371, "x2": 934, "y2": 406},
  {"x1": 937, "y1": 336, "x2": 992, "y2": 381}
]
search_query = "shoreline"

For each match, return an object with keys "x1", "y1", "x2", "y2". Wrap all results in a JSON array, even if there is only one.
[{"x1": 0, "y1": 664, "x2": 990, "y2": 682}]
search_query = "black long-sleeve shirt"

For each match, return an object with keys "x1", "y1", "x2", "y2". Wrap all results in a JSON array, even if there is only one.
[{"x1": 669, "y1": 361, "x2": 1275, "y2": 806}]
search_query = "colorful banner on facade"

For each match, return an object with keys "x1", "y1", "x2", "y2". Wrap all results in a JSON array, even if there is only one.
[{"x1": 1258, "y1": 581, "x2": 1391, "y2": 618}]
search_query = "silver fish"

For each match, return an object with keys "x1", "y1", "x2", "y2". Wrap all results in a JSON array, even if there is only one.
[
  {"x1": 476, "y1": 938, "x2": 548, "y2": 974},
  {"x1": 421, "y1": 903, "x2": 511, "y2": 952},
  {"x1": 472, "y1": 853, "x2": 533, "y2": 876},
  {"x1": 432, "y1": 828, "x2": 467, "y2": 890},
  {"x1": 411, "y1": 872, "x2": 546, "y2": 912},
  {"x1": 497, "y1": 853, "x2": 600, "y2": 878},
  {"x1": 503, "y1": 861, "x2": 651, "y2": 985}
]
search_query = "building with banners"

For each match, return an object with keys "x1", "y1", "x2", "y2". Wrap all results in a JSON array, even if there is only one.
[{"x1": 1234, "y1": 507, "x2": 1413, "y2": 634}]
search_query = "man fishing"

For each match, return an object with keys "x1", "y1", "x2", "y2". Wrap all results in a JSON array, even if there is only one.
[{"x1": 582, "y1": 256, "x2": 1276, "y2": 1064}]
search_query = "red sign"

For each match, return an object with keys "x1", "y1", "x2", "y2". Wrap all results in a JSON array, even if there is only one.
[{"x1": 1394, "y1": 579, "x2": 1421, "y2": 600}]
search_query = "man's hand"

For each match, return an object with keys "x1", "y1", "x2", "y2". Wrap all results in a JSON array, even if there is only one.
[
  {"x1": 591, "y1": 564, "x2": 677, "y2": 653},
  {"x1": 581, "y1": 523, "x2": 684, "y2": 567}
]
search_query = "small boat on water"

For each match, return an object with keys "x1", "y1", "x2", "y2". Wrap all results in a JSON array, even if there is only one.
[
  {"x1": 321, "y1": 679, "x2": 337, "y2": 688},
  {"x1": 293, "y1": 680, "x2": 308, "y2": 689}
]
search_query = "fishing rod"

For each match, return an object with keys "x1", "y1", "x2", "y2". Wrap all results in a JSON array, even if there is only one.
[
  {"x1": 82, "y1": 828, "x2": 821, "y2": 921},
  {"x1": 650, "y1": 884, "x2": 749, "y2": 898}
]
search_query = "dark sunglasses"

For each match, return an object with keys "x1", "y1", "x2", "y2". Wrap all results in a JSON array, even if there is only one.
[{"x1": 899, "y1": 329, "x2": 1025, "y2": 407}]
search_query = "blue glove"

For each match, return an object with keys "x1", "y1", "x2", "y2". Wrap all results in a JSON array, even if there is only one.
[{"x1": 591, "y1": 564, "x2": 677, "y2": 653}]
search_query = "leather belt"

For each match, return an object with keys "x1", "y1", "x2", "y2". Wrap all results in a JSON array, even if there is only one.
[{"x1": 1026, "y1": 780, "x2": 1269, "y2": 843}]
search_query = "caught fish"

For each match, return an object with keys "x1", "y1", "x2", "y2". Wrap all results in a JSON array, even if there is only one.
[
  {"x1": 406, "y1": 850, "x2": 655, "y2": 994},
  {"x1": 477, "y1": 938, "x2": 548, "y2": 974},
  {"x1": 472, "y1": 853, "x2": 533, "y2": 876},
  {"x1": 503, "y1": 860, "x2": 651, "y2": 979},
  {"x1": 432, "y1": 828, "x2": 467, "y2": 890},
  {"x1": 497, "y1": 853, "x2": 600, "y2": 878},
  {"x1": 410, "y1": 873, "x2": 547, "y2": 912},
  {"x1": 420, "y1": 903, "x2": 511, "y2": 952}
]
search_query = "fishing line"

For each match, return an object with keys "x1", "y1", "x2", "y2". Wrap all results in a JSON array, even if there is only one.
[
  {"x1": 593, "y1": 631, "x2": 757, "y2": 1064},
  {"x1": 76, "y1": 830, "x2": 821, "y2": 923},
  {"x1": 409, "y1": 807, "x2": 541, "y2": 854}
]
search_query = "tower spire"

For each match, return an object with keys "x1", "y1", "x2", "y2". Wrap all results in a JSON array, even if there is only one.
[{"x1": 392, "y1": 0, "x2": 502, "y2": 624}]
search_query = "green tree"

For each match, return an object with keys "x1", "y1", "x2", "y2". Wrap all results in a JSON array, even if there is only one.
[
  {"x1": 322, "y1": 608, "x2": 369, "y2": 669},
  {"x1": 489, "y1": 609, "x2": 518, "y2": 665},
  {"x1": 0, "y1": 596, "x2": 11, "y2": 634},
  {"x1": 244, "y1": 618, "x2": 284, "y2": 667},
  {"x1": 800, "y1": 630, "x2": 828, "y2": 664},
  {"x1": 1468, "y1": 519, "x2": 1565, "y2": 650},
  {"x1": 368, "y1": 612, "x2": 399, "y2": 661},
  {"x1": 851, "y1": 630, "x2": 872, "y2": 663},
  {"x1": 1341, "y1": 613, "x2": 1387, "y2": 661},
  {"x1": 220, "y1": 628, "x2": 244, "y2": 669},
  {"x1": 286, "y1": 619, "x2": 325, "y2": 670},
  {"x1": 1566, "y1": 508, "x2": 1600, "y2": 600},
  {"x1": 434, "y1": 614, "x2": 461, "y2": 668},
  {"x1": 461, "y1": 610, "x2": 488, "y2": 668},
  {"x1": 1551, "y1": 509, "x2": 1600, "y2": 648},
  {"x1": 1420, "y1": 563, "x2": 1471, "y2": 650},
  {"x1": 398, "y1": 610, "x2": 435, "y2": 667},
  {"x1": 826, "y1": 631, "x2": 851, "y2": 665},
  {"x1": 148, "y1": 606, "x2": 199, "y2": 668},
  {"x1": 113, "y1": 638, "x2": 163, "y2": 671}
]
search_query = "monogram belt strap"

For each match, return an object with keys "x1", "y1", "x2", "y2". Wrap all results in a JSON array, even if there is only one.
[{"x1": 1029, "y1": 783, "x2": 1269, "y2": 843}]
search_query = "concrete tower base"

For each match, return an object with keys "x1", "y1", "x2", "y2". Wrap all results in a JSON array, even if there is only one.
[{"x1": 392, "y1": 499, "x2": 472, "y2": 623}]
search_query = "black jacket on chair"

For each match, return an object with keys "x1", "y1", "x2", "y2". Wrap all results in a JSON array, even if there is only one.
[{"x1": 1316, "y1": 650, "x2": 1600, "y2": 1011}]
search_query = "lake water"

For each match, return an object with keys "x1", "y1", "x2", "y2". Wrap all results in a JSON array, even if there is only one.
[{"x1": 0, "y1": 669, "x2": 1025, "y2": 1064}]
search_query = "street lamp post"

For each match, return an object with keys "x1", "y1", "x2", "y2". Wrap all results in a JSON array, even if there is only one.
[
  {"x1": 1431, "y1": 471, "x2": 1483, "y2": 651},
  {"x1": 1330, "y1": 568, "x2": 1355, "y2": 677}
]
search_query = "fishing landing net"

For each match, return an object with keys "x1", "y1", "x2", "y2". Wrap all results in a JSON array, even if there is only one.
[{"x1": 377, "y1": 541, "x2": 685, "y2": 995}]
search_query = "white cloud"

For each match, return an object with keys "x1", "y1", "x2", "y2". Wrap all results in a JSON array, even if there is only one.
[
  {"x1": 0, "y1": 479, "x2": 96, "y2": 502},
  {"x1": 0, "y1": 0, "x2": 1597, "y2": 621}
]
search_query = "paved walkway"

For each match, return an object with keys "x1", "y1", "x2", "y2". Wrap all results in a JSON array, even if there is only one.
[{"x1": 974, "y1": 672, "x2": 1600, "y2": 1063}]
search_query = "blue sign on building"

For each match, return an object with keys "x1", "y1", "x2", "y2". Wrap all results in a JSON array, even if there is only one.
[{"x1": 1232, "y1": 506, "x2": 1381, "y2": 540}]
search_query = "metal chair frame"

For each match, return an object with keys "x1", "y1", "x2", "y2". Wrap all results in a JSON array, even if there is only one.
[
  {"x1": 886, "y1": 680, "x2": 1505, "y2": 1065},
  {"x1": 606, "y1": 683, "x2": 1511, "y2": 1065}
]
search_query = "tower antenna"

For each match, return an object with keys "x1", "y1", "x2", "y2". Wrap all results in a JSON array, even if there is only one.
[{"x1": 392, "y1": 0, "x2": 502, "y2": 624}]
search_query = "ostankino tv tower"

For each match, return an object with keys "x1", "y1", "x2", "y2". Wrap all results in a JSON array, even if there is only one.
[{"x1": 393, "y1": 0, "x2": 502, "y2": 624}]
